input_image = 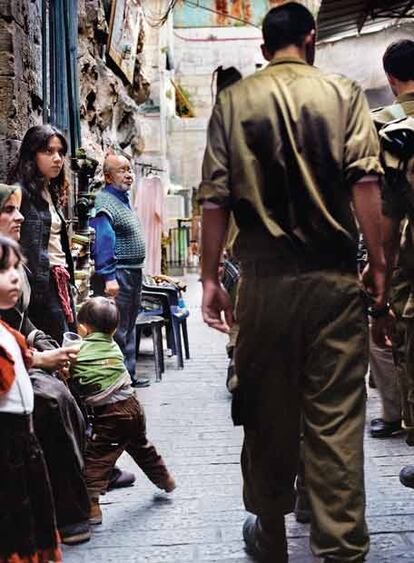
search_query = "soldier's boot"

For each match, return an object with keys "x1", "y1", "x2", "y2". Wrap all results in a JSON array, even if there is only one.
[{"x1": 243, "y1": 513, "x2": 288, "y2": 562}]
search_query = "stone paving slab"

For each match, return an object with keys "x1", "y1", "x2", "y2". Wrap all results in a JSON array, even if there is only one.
[{"x1": 63, "y1": 274, "x2": 414, "y2": 562}]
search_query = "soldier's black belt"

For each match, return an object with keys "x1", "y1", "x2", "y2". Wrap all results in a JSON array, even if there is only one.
[{"x1": 241, "y1": 258, "x2": 356, "y2": 278}]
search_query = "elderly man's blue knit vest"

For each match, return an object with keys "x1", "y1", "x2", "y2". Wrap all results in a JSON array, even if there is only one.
[{"x1": 95, "y1": 189, "x2": 146, "y2": 268}]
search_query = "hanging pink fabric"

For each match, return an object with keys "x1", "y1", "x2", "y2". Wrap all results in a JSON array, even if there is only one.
[
  {"x1": 51, "y1": 265, "x2": 74, "y2": 323},
  {"x1": 135, "y1": 176, "x2": 164, "y2": 276}
]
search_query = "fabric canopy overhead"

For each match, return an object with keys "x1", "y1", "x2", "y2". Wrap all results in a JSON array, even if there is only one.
[{"x1": 317, "y1": 0, "x2": 414, "y2": 41}]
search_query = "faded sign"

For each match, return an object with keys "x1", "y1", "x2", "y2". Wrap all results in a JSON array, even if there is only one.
[
  {"x1": 108, "y1": 0, "x2": 142, "y2": 83},
  {"x1": 174, "y1": 1, "x2": 321, "y2": 28}
]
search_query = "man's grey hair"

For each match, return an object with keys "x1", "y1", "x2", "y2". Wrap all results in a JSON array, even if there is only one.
[
  {"x1": 103, "y1": 154, "x2": 130, "y2": 175},
  {"x1": 103, "y1": 160, "x2": 112, "y2": 174}
]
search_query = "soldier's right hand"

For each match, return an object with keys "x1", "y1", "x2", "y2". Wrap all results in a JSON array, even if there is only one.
[
  {"x1": 364, "y1": 263, "x2": 387, "y2": 310},
  {"x1": 371, "y1": 311, "x2": 395, "y2": 349},
  {"x1": 202, "y1": 279, "x2": 234, "y2": 334},
  {"x1": 105, "y1": 279, "x2": 120, "y2": 298}
]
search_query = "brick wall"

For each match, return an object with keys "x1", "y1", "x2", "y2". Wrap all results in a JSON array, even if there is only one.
[{"x1": 0, "y1": 0, "x2": 42, "y2": 181}]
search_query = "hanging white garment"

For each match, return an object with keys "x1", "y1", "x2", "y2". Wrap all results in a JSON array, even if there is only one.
[{"x1": 135, "y1": 175, "x2": 164, "y2": 276}]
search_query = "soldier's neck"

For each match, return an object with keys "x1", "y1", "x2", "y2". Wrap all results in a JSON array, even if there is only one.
[
  {"x1": 395, "y1": 81, "x2": 414, "y2": 96},
  {"x1": 271, "y1": 45, "x2": 306, "y2": 63}
]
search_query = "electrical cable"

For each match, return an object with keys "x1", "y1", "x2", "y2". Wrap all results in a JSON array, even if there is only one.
[
  {"x1": 141, "y1": 0, "x2": 179, "y2": 28},
  {"x1": 182, "y1": 0, "x2": 260, "y2": 29},
  {"x1": 142, "y1": 0, "x2": 261, "y2": 29}
]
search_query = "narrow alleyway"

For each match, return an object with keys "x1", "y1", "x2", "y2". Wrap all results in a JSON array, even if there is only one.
[{"x1": 63, "y1": 274, "x2": 414, "y2": 562}]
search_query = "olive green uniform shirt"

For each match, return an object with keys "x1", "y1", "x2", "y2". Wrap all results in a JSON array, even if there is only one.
[
  {"x1": 374, "y1": 92, "x2": 414, "y2": 223},
  {"x1": 199, "y1": 56, "x2": 383, "y2": 265},
  {"x1": 374, "y1": 93, "x2": 414, "y2": 316}
]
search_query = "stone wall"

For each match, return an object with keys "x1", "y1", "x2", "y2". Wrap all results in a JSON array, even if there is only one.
[
  {"x1": 0, "y1": 0, "x2": 42, "y2": 181},
  {"x1": 77, "y1": 0, "x2": 149, "y2": 168},
  {"x1": 0, "y1": 0, "x2": 153, "y2": 180}
]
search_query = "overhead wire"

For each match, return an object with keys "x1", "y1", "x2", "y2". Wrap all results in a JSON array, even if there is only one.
[
  {"x1": 182, "y1": 0, "x2": 260, "y2": 29},
  {"x1": 141, "y1": 0, "x2": 179, "y2": 28},
  {"x1": 141, "y1": 0, "x2": 260, "y2": 29}
]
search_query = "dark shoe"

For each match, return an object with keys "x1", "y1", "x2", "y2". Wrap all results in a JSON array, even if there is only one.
[
  {"x1": 108, "y1": 466, "x2": 136, "y2": 490},
  {"x1": 131, "y1": 377, "x2": 150, "y2": 388},
  {"x1": 406, "y1": 429, "x2": 414, "y2": 446},
  {"x1": 243, "y1": 514, "x2": 288, "y2": 562},
  {"x1": 60, "y1": 521, "x2": 91, "y2": 545},
  {"x1": 370, "y1": 418, "x2": 402, "y2": 438},
  {"x1": 400, "y1": 464, "x2": 414, "y2": 488},
  {"x1": 294, "y1": 491, "x2": 311, "y2": 524}
]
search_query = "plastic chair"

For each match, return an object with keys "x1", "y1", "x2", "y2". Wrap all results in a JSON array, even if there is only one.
[
  {"x1": 135, "y1": 314, "x2": 165, "y2": 382},
  {"x1": 141, "y1": 283, "x2": 190, "y2": 369}
]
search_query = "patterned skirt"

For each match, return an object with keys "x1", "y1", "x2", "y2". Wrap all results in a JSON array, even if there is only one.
[{"x1": 0, "y1": 413, "x2": 62, "y2": 563}]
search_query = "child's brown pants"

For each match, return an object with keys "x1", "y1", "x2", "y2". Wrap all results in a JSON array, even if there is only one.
[{"x1": 84, "y1": 396, "x2": 169, "y2": 495}]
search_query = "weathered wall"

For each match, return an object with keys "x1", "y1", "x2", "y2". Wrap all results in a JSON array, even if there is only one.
[
  {"x1": 77, "y1": 0, "x2": 149, "y2": 167},
  {"x1": 316, "y1": 23, "x2": 414, "y2": 107},
  {"x1": 0, "y1": 0, "x2": 42, "y2": 181}
]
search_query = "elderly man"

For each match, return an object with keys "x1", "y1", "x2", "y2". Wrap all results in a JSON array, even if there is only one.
[{"x1": 91, "y1": 154, "x2": 149, "y2": 388}]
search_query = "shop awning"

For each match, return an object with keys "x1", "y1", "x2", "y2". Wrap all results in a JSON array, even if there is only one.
[{"x1": 317, "y1": 0, "x2": 414, "y2": 41}]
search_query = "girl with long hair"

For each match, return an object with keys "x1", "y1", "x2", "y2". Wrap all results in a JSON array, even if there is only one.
[{"x1": 9, "y1": 125, "x2": 76, "y2": 344}]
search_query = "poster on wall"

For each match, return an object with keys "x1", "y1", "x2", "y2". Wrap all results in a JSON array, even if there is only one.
[
  {"x1": 173, "y1": 1, "x2": 321, "y2": 28},
  {"x1": 108, "y1": 0, "x2": 142, "y2": 83}
]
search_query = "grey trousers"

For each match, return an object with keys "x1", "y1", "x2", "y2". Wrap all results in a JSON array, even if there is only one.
[
  {"x1": 114, "y1": 268, "x2": 143, "y2": 380},
  {"x1": 369, "y1": 327, "x2": 401, "y2": 422}
]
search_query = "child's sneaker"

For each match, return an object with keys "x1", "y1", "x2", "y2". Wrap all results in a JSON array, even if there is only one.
[
  {"x1": 161, "y1": 475, "x2": 177, "y2": 493},
  {"x1": 89, "y1": 496, "x2": 103, "y2": 525}
]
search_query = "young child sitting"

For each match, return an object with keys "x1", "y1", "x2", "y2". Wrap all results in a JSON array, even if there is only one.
[
  {"x1": 0, "y1": 235, "x2": 61, "y2": 562},
  {"x1": 71, "y1": 296, "x2": 176, "y2": 524}
]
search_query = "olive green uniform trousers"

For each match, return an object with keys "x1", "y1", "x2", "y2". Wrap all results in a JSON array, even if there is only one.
[
  {"x1": 234, "y1": 263, "x2": 369, "y2": 562},
  {"x1": 391, "y1": 270, "x2": 414, "y2": 440}
]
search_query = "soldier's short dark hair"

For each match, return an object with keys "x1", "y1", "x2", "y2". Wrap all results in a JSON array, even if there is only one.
[
  {"x1": 78, "y1": 296, "x2": 120, "y2": 334},
  {"x1": 383, "y1": 40, "x2": 414, "y2": 82},
  {"x1": 262, "y1": 2, "x2": 315, "y2": 55}
]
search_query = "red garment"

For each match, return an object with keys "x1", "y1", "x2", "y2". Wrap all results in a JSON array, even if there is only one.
[
  {"x1": 51, "y1": 266, "x2": 74, "y2": 324},
  {"x1": 0, "y1": 320, "x2": 33, "y2": 396}
]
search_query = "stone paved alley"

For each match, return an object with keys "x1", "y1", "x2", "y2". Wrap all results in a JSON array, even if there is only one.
[{"x1": 63, "y1": 274, "x2": 414, "y2": 562}]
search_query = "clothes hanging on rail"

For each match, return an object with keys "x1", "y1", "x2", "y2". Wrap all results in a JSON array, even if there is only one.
[{"x1": 135, "y1": 175, "x2": 164, "y2": 276}]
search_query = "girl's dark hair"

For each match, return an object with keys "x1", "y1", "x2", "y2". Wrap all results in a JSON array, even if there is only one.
[
  {"x1": 8, "y1": 125, "x2": 69, "y2": 207},
  {"x1": 262, "y1": 2, "x2": 315, "y2": 55},
  {"x1": 383, "y1": 40, "x2": 414, "y2": 82},
  {"x1": 78, "y1": 296, "x2": 120, "y2": 334},
  {"x1": 0, "y1": 235, "x2": 23, "y2": 271}
]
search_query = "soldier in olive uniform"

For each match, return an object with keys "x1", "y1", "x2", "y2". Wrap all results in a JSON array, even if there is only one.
[
  {"x1": 199, "y1": 4, "x2": 385, "y2": 562},
  {"x1": 370, "y1": 40, "x2": 414, "y2": 485}
]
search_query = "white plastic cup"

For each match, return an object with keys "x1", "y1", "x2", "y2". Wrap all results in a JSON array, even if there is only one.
[{"x1": 62, "y1": 331, "x2": 82, "y2": 349}]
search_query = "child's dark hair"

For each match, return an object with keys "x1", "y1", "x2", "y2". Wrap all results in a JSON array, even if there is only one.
[
  {"x1": 0, "y1": 235, "x2": 23, "y2": 271},
  {"x1": 78, "y1": 296, "x2": 119, "y2": 334}
]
